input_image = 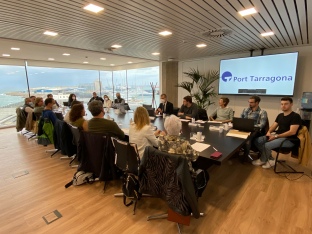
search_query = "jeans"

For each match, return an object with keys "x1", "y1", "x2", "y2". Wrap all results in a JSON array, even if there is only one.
[
  {"x1": 254, "y1": 136, "x2": 295, "y2": 162},
  {"x1": 242, "y1": 131, "x2": 261, "y2": 157}
]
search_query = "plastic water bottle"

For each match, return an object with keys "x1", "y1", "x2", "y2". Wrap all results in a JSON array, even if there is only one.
[{"x1": 130, "y1": 118, "x2": 133, "y2": 124}]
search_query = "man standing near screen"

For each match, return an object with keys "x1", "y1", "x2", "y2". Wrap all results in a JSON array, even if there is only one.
[
  {"x1": 240, "y1": 96, "x2": 268, "y2": 161},
  {"x1": 253, "y1": 97, "x2": 301, "y2": 168}
]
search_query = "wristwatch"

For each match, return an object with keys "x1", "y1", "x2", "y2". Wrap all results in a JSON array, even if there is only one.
[{"x1": 274, "y1": 134, "x2": 278, "y2": 138}]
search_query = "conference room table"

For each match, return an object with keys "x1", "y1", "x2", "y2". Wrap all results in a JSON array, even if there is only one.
[{"x1": 88, "y1": 108, "x2": 247, "y2": 169}]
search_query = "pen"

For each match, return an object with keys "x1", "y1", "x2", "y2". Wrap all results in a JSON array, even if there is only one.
[{"x1": 213, "y1": 147, "x2": 218, "y2": 151}]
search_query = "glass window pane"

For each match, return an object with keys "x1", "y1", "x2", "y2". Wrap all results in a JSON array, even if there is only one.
[
  {"x1": 0, "y1": 65, "x2": 28, "y2": 127},
  {"x1": 126, "y1": 66, "x2": 159, "y2": 109},
  {"x1": 113, "y1": 70, "x2": 128, "y2": 103},
  {"x1": 27, "y1": 66, "x2": 100, "y2": 105},
  {"x1": 100, "y1": 71, "x2": 113, "y2": 100}
]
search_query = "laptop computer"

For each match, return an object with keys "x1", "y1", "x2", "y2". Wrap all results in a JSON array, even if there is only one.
[{"x1": 232, "y1": 117, "x2": 255, "y2": 132}]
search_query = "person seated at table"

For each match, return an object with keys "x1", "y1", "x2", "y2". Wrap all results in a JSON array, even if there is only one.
[
  {"x1": 158, "y1": 115, "x2": 197, "y2": 158},
  {"x1": 69, "y1": 103, "x2": 88, "y2": 131},
  {"x1": 33, "y1": 97, "x2": 44, "y2": 116},
  {"x1": 22, "y1": 98, "x2": 34, "y2": 116},
  {"x1": 42, "y1": 98, "x2": 57, "y2": 125},
  {"x1": 129, "y1": 106, "x2": 160, "y2": 158},
  {"x1": 112, "y1": 92, "x2": 125, "y2": 108},
  {"x1": 209, "y1": 97, "x2": 233, "y2": 123},
  {"x1": 29, "y1": 96, "x2": 36, "y2": 107},
  {"x1": 103, "y1": 95, "x2": 112, "y2": 108},
  {"x1": 47, "y1": 94, "x2": 60, "y2": 108},
  {"x1": 64, "y1": 100, "x2": 82, "y2": 123},
  {"x1": 88, "y1": 92, "x2": 104, "y2": 104},
  {"x1": 155, "y1": 93, "x2": 174, "y2": 115},
  {"x1": 178, "y1": 96, "x2": 199, "y2": 120},
  {"x1": 88, "y1": 100, "x2": 125, "y2": 139},
  {"x1": 68, "y1": 93, "x2": 76, "y2": 107}
]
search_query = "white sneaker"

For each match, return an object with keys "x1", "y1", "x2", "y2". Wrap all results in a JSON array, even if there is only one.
[
  {"x1": 252, "y1": 159, "x2": 266, "y2": 166},
  {"x1": 262, "y1": 159, "x2": 276, "y2": 169}
]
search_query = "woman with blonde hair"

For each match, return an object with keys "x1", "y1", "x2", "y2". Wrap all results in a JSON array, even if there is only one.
[{"x1": 129, "y1": 106, "x2": 160, "y2": 158}]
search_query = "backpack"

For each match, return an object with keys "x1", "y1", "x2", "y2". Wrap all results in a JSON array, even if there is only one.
[
  {"x1": 65, "y1": 171, "x2": 95, "y2": 188},
  {"x1": 122, "y1": 172, "x2": 141, "y2": 206},
  {"x1": 37, "y1": 118, "x2": 54, "y2": 146}
]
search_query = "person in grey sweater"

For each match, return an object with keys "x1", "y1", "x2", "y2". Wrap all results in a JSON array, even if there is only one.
[
  {"x1": 209, "y1": 97, "x2": 234, "y2": 123},
  {"x1": 178, "y1": 96, "x2": 199, "y2": 120}
]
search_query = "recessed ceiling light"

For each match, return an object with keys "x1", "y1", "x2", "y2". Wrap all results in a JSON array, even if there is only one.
[
  {"x1": 152, "y1": 52, "x2": 160, "y2": 55},
  {"x1": 111, "y1": 44, "x2": 122, "y2": 48},
  {"x1": 159, "y1": 30, "x2": 172, "y2": 36},
  {"x1": 128, "y1": 61, "x2": 133, "y2": 64},
  {"x1": 2, "y1": 54, "x2": 10, "y2": 57},
  {"x1": 261, "y1": 31, "x2": 274, "y2": 37},
  {"x1": 43, "y1": 31, "x2": 58, "y2": 36},
  {"x1": 11, "y1": 47, "x2": 20, "y2": 51},
  {"x1": 83, "y1": 61, "x2": 89, "y2": 64},
  {"x1": 62, "y1": 53, "x2": 70, "y2": 56},
  {"x1": 48, "y1": 58, "x2": 55, "y2": 60},
  {"x1": 100, "y1": 58, "x2": 106, "y2": 60},
  {"x1": 238, "y1": 7, "x2": 257, "y2": 16},
  {"x1": 196, "y1": 43, "x2": 207, "y2": 48},
  {"x1": 83, "y1": 3, "x2": 104, "y2": 13},
  {"x1": 110, "y1": 64, "x2": 115, "y2": 66}
]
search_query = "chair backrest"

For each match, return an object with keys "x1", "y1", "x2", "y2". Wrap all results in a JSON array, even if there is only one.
[
  {"x1": 124, "y1": 103, "x2": 131, "y2": 110},
  {"x1": 143, "y1": 104, "x2": 152, "y2": 110},
  {"x1": 68, "y1": 123, "x2": 81, "y2": 146},
  {"x1": 16, "y1": 106, "x2": 27, "y2": 131},
  {"x1": 198, "y1": 108, "x2": 208, "y2": 121},
  {"x1": 111, "y1": 137, "x2": 140, "y2": 174},
  {"x1": 172, "y1": 107, "x2": 179, "y2": 116},
  {"x1": 63, "y1": 101, "x2": 69, "y2": 106}
]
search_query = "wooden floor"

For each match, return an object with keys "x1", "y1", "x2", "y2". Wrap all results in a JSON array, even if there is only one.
[{"x1": 1, "y1": 128, "x2": 312, "y2": 234}]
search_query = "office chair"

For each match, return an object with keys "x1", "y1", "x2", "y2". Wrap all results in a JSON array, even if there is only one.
[
  {"x1": 111, "y1": 137, "x2": 142, "y2": 215},
  {"x1": 273, "y1": 127, "x2": 306, "y2": 174}
]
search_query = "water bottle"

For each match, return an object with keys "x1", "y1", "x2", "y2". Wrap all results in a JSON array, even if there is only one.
[{"x1": 130, "y1": 118, "x2": 133, "y2": 124}]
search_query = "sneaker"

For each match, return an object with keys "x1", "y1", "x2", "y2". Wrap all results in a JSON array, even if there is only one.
[
  {"x1": 262, "y1": 159, "x2": 276, "y2": 169},
  {"x1": 252, "y1": 159, "x2": 266, "y2": 166}
]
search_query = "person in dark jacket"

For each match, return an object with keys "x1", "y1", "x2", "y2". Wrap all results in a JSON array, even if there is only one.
[
  {"x1": 88, "y1": 92, "x2": 104, "y2": 104},
  {"x1": 155, "y1": 93, "x2": 174, "y2": 115}
]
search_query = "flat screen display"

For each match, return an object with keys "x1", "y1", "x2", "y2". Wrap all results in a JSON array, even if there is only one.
[{"x1": 218, "y1": 52, "x2": 299, "y2": 96}]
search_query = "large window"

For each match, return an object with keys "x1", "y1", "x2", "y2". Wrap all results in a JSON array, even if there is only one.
[
  {"x1": 27, "y1": 66, "x2": 100, "y2": 105},
  {"x1": 0, "y1": 63, "x2": 159, "y2": 128},
  {"x1": 0, "y1": 65, "x2": 29, "y2": 127}
]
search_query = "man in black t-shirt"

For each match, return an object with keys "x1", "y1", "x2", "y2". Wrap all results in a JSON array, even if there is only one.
[
  {"x1": 253, "y1": 97, "x2": 301, "y2": 169},
  {"x1": 88, "y1": 92, "x2": 104, "y2": 104}
]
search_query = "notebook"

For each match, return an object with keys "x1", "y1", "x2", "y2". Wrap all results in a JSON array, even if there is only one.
[{"x1": 232, "y1": 117, "x2": 255, "y2": 132}]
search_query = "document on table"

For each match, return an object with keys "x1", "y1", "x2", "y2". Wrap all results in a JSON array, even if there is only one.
[
  {"x1": 191, "y1": 142, "x2": 210, "y2": 152},
  {"x1": 180, "y1": 119, "x2": 190, "y2": 122},
  {"x1": 121, "y1": 128, "x2": 129, "y2": 135},
  {"x1": 188, "y1": 123, "x2": 197, "y2": 126},
  {"x1": 195, "y1": 120, "x2": 206, "y2": 124},
  {"x1": 156, "y1": 114, "x2": 162, "y2": 117},
  {"x1": 208, "y1": 120, "x2": 222, "y2": 123},
  {"x1": 149, "y1": 116, "x2": 155, "y2": 120},
  {"x1": 226, "y1": 129, "x2": 250, "y2": 139}
]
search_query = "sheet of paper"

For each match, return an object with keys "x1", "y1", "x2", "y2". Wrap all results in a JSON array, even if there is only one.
[
  {"x1": 149, "y1": 116, "x2": 155, "y2": 120},
  {"x1": 208, "y1": 120, "x2": 222, "y2": 123},
  {"x1": 188, "y1": 123, "x2": 197, "y2": 126},
  {"x1": 180, "y1": 119, "x2": 190, "y2": 122},
  {"x1": 191, "y1": 142, "x2": 210, "y2": 152},
  {"x1": 121, "y1": 128, "x2": 129, "y2": 134},
  {"x1": 156, "y1": 114, "x2": 162, "y2": 117},
  {"x1": 226, "y1": 129, "x2": 250, "y2": 139},
  {"x1": 195, "y1": 120, "x2": 206, "y2": 123}
]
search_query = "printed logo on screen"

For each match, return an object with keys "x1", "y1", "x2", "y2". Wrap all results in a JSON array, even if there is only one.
[{"x1": 221, "y1": 71, "x2": 232, "y2": 82}]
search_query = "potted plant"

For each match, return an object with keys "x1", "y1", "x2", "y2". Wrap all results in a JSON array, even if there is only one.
[{"x1": 177, "y1": 68, "x2": 219, "y2": 109}]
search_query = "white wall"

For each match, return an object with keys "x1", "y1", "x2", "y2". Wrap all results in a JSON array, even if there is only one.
[{"x1": 178, "y1": 45, "x2": 312, "y2": 132}]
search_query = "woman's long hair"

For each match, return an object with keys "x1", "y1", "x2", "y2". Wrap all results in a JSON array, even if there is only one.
[
  {"x1": 134, "y1": 106, "x2": 150, "y2": 130},
  {"x1": 69, "y1": 103, "x2": 84, "y2": 122}
]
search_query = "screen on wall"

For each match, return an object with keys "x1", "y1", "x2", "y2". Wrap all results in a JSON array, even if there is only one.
[{"x1": 218, "y1": 52, "x2": 299, "y2": 96}]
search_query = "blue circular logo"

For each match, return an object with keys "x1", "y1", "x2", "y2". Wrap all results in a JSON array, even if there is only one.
[{"x1": 222, "y1": 71, "x2": 232, "y2": 82}]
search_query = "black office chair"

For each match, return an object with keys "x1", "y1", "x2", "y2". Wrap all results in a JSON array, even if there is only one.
[
  {"x1": 124, "y1": 103, "x2": 131, "y2": 110},
  {"x1": 272, "y1": 127, "x2": 305, "y2": 174},
  {"x1": 63, "y1": 101, "x2": 69, "y2": 107},
  {"x1": 142, "y1": 104, "x2": 153, "y2": 110},
  {"x1": 172, "y1": 107, "x2": 179, "y2": 116},
  {"x1": 198, "y1": 108, "x2": 208, "y2": 121},
  {"x1": 67, "y1": 123, "x2": 81, "y2": 167},
  {"x1": 111, "y1": 137, "x2": 141, "y2": 215}
]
